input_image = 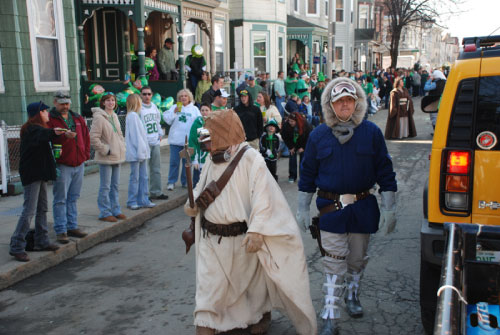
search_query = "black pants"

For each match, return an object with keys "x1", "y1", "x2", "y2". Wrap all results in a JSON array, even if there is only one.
[
  {"x1": 265, "y1": 160, "x2": 277, "y2": 181},
  {"x1": 289, "y1": 152, "x2": 304, "y2": 181}
]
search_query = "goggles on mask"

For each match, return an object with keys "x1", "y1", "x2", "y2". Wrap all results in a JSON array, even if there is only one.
[
  {"x1": 198, "y1": 127, "x2": 211, "y2": 152},
  {"x1": 330, "y1": 82, "x2": 358, "y2": 103}
]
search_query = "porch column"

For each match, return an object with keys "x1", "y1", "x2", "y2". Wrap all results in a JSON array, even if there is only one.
[
  {"x1": 178, "y1": 34, "x2": 185, "y2": 88},
  {"x1": 77, "y1": 25, "x2": 88, "y2": 81},
  {"x1": 124, "y1": 18, "x2": 131, "y2": 79},
  {"x1": 137, "y1": 27, "x2": 146, "y2": 77},
  {"x1": 210, "y1": 17, "x2": 216, "y2": 75},
  {"x1": 308, "y1": 35, "x2": 313, "y2": 71}
]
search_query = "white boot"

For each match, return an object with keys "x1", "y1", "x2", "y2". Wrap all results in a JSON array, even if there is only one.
[
  {"x1": 319, "y1": 274, "x2": 344, "y2": 335},
  {"x1": 345, "y1": 272, "x2": 363, "y2": 318}
]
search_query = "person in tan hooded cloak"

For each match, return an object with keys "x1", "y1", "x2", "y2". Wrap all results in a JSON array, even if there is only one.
[{"x1": 184, "y1": 109, "x2": 317, "y2": 335}]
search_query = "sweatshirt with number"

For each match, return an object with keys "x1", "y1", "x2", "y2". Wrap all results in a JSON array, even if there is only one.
[
  {"x1": 140, "y1": 103, "x2": 164, "y2": 146},
  {"x1": 162, "y1": 102, "x2": 201, "y2": 146}
]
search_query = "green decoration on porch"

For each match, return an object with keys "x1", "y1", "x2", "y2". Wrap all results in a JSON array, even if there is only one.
[
  {"x1": 160, "y1": 97, "x2": 174, "y2": 112},
  {"x1": 145, "y1": 57, "x2": 155, "y2": 72},
  {"x1": 152, "y1": 92, "x2": 162, "y2": 108},
  {"x1": 130, "y1": 44, "x2": 138, "y2": 62},
  {"x1": 116, "y1": 90, "x2": 130, "y2": 109},
  {"x1": 128, "y1": 76, "x2": 149, "y2": 94},
  {"x1": 318, "y1": 72, "x2": 326, "y2": 82},
  {"x1": 87, "y1": 84, "x2": 106, "y2": 106}
]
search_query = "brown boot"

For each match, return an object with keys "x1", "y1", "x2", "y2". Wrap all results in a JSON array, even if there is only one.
[
  {"x1": 195, "y1": 326, "x2": 215, "y2": 335},
  {"x1": 249, "y1": 312, "x2": 271, "y2": 334}
]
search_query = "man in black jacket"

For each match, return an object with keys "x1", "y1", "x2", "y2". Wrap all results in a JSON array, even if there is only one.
[
  {"x1": 234, "y1": 89, "x2": 263, "y2": 150},
  {"x1": 201, "y1": 75, "x2": 224, "y2": 106}
]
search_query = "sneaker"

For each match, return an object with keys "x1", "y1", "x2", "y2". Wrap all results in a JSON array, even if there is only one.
[
  {"x1": 288, "y1": 178, "x2": 295, "y2": 184},
  {"x1": 151, "y1": 194, "x2": 169, "y2": 200},
  {"x1": 127, "y1": 204, "x2": 141, "y2": 210},
  {"x1": 115, "y1": 213, "x2": 127, "y2": 220},
  {"x1": 99, "y1": 216, "x2": 118, "y2": 223},
  {"x1": 143, "y1": 202, "x2": 156, "y2": 208},
  {"x1": 167, "y1": 184, "x2": 174, "y2": 191},
  {"x1": 57, "y1": 233, "x2": 70, "y2": 244},
  {"x1": 9, "y1": 252, "x2": 30, "y2": 262},
  {"x1": 67, "y1": 229, "x2": 88, "y2": 238}
]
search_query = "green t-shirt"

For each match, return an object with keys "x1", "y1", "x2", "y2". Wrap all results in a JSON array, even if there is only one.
[
  {"x1": 188, "y1": 116, "x2": 208, "y2": 166},
  {"x1": 285, "y1": 77, "x2": 298, "y2": 96},
  {"x1": 363, "y1": 82, "x2": 373, "y2": 95}
]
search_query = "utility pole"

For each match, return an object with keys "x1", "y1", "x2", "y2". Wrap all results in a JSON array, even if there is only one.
[{"x1": 326, "y1": 0, "x2": 336, "y2": 79}]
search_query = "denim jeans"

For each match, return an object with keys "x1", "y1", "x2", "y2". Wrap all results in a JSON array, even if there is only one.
[
  {"x1": 168, "y1": 144, "x2": 187, "y2": 186},
  {"x1": 275, "y1": 96, "x2": 285, "y2": 117},
  {"x1": 127, "y1": 160, "x2": 152, "y2": 207},
  {"x1": 10, "y1": 181, "x2": 50, "y2": 253},
  {"x1": 193, "y1": 167, "x2": 201, "y2": 188},
  {"x1": 98, "y1": 164, "x2": 121, "y2": 218},
  {"x1": 53, "y1": 164, "x2": 84, "y2": 235},
  {"x1": 289, "y1": 152, "x2": 304, "y2": 181},
  {"x1": 149, "y1": 144, "x2": 162, "y2": 197}
]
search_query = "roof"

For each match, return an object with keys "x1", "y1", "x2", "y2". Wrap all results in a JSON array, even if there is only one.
[{"x1": 287, "y1": 15, "x2": 327, "y2": 31}]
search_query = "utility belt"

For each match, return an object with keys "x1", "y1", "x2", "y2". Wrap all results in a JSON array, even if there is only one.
[
  {"x1": 317, "y1": 189, "x2": 371, "y2": 217},
  {"x1": 201, "y1": 217, "x2": 248, "y2": 244},
  {"x1": 309, "y1": 189, "x2": 371, "y2": 259}
]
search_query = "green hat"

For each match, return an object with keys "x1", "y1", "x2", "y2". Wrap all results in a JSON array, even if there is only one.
[
  {"x1": 265, "y1": 118, "x2": 280, "y2": 133},
  {"x1": 318, "y1": 72, "x2": 326, "y2": 82},
  {"x1": 239, "y1": 89, "x2": 249, "y2": 96},
  {"x1": 290, "y1": 93, "x2": 299, "y2": 99}
]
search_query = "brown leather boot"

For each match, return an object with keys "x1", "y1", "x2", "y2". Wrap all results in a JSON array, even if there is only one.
[
  {"x1": 249, "y1": 312, "x2": 271, "y2": 334},
  {"x1": 195, "y1": 326, "x2": 215, "y2": 335}
]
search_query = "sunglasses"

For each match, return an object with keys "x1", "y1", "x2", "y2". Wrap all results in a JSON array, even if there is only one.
[
  {"x1": 103, "y1": 92, "x2": 115, "y2": 96},
  {"x1": 55, "y1": 95, "x2": 71, "y2": 99},
  {"x1": 142, "y1": 92, "x2": 152, "y2": 96}
]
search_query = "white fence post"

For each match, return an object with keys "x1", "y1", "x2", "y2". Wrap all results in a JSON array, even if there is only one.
[{"x1": 0, "y1": 126, "x2": 7, "y2": 194}]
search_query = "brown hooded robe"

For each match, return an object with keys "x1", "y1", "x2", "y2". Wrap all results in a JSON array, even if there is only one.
[{"x1": 385, "y1": 87, "x2": 417, "y2": 139}]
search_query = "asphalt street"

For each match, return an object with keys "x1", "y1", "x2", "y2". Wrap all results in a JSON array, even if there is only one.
[{"x1": 0, "y1": 99, "x2": 432, "y2": 335}]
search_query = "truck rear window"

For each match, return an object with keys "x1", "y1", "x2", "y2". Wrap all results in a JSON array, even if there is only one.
[{"x1": 476, "y1": 76, "x2": 500, "y2": 150}]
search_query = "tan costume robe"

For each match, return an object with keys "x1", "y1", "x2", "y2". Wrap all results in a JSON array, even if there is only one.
[
  {"x1": 385, "y1": 87, "x2": 417, "y2": 139},
  {"x1": 189, "y1": 143, "x2": 317, "y2": 334}
]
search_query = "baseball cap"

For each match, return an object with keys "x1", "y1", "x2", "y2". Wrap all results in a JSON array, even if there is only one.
[
  {"x1": 164, "y1": 38, "x2": 175, "y2": 44},
  {"x1": 248, "y1": 76, "x2": 255, "y2": 81},
  {"x1": 27, "y1": 101, "x2": 50, "y2": 118},
  {"x1": 219, "y1": 88, "x2": 230, "y2": 98},
  {"x1": 330, "y1": 81, "x2": 358, "y2": 103},
  {"x1": 239, "y1": 89, "x2": 249, "y2": 96},
  {"x1": 54, "y1": 91, "x2": 71, "y2": 104}
]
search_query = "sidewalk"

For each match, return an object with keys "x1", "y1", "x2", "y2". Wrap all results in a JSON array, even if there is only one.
[{"x1": 0, "y1": 145, "x2": 187, "y2": 290}]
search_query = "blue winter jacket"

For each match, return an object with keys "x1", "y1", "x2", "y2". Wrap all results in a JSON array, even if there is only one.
[{"x1": 299, "y1": 121, "x2": 397, "y2": 234}]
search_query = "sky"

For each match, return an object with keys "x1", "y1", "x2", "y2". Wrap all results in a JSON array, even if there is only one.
[{"x1": 443, "y1": 0, "x2": 500, "y2": 42}]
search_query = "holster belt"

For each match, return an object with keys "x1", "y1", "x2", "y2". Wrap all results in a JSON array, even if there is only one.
[
  {"x1": 201, "y1": 217, "x2": 247, "y2": 243},
  {"x1": 317, "y1": 189, "x2": 371, "y2": 217}
]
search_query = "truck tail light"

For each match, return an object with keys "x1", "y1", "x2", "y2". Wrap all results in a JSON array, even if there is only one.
[{"x1": 441, "y1": 150, "x2": 473, "y2": 214}]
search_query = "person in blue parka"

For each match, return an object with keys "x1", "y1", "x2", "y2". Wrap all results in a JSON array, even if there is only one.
[{"x1": 296, "y1": 77, "x2": 397, "y2": 335}]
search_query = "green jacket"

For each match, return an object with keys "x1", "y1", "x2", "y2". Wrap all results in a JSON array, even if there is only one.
[
  {"x1": 188, "y1": 116, "x2": 208, "y2": 166},
  {"x1": 297, "y1": 79, "x2": 309, "y2": 99},
  {"x1": 285, "y1": 76, "x2": 298, "y2": 96}
]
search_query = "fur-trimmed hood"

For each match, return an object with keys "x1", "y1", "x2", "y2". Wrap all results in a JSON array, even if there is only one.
[{"x1": 321, "y1": 77, "x2": 367, "y2": 128}]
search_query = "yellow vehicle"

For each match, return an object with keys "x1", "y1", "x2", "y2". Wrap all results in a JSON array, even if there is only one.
[{"x1": 420, "y1": 35, "x2": 500, "y2": 334}]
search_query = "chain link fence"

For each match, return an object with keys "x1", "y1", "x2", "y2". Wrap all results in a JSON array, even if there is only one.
[{"x1": 0, "y1": 115, "x2": 128, "y2": 183}]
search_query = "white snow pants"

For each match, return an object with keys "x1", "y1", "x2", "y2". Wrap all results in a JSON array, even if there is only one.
[{"x1": 321, "y1": 231, "x2": 370, "y2": 276}]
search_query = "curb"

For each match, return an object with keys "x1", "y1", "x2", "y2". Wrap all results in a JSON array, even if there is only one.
[{"x1": 0, "y1": 194, "x2": 187, "y2": 291}]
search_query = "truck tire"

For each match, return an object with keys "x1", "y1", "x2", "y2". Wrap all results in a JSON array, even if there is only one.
[{"x1": 420, "y1": 258, "x2": 441, "y2": 334}]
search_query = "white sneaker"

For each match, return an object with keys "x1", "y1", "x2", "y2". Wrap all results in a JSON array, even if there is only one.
[{"x1": 167, "y1": 184, "x2": 174, "y2": 191}]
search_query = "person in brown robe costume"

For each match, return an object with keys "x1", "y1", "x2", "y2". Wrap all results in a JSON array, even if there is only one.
[{"x1": 385, "y1": 77, "x2": 417, "y2": 139}]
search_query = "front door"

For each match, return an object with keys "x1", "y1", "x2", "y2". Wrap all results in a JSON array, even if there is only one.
[{"x1": 90, "y1": 9, "x2": 124, "y2": 80}]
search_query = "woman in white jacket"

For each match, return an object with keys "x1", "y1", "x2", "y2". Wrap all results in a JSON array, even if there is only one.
[
  {"x1": 163, "y1": 89, "x2": 201, "y2": 190},
  {"x1": 125, "y1": 94, "x2": 155, "y2": 210}
]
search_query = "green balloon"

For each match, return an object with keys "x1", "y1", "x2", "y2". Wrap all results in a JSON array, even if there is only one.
[
  {"x1": 160, "y1": 97, "x2": 174, "y2": 112},
  {"x1": 152, "y1": 92, "x2": 162, "y2": 108},
  {"x1": 116, "y1": 91, "x2": 130, "y2": 109},
  {"x1": 145, "y1": 57, "x2": 155, "y2": 71}
]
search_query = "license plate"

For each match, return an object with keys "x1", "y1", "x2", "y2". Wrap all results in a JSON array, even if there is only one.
[{"x1": 476, "y1": 250, "x2": 500, "y2": 263}]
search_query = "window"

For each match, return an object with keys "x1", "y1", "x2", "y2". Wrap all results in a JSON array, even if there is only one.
[
  {"x1": 26, "y1": 0, "x2": 69, "y2": 91},
  {"x1": 335, "y1": 46, "x2": 343, "y2": 70},
  {"x1": 278, "y1": 35, "x2": 284, "y2": 73},
  {"x1": 294, "y1": 0, "x2": 299, "y2": 12},
  {"x1": 0, "y1": 50, "x2": 4, "y2": 93},
  {"x1": 350, "y1": 0, "x2": 354, "y2": 23},
  {"x1": 359, "y1": 4, "x2": 368, "y2": 29},
  {"x1": 215, "y1": 23, "x2": 225, "y2": 73},
  {"x1": 336, "y1": 0, "x2": 344, "y2": 22},
  {"x1": 325, "y1": 0, "x2": 329, "y2": 16},
  {"x1": 183, "y1": 21, "x2": 198, "y2": 57},
  {"x1": 476, "y1": 76, "x2": 500, "y2": 151},
  {"x1": 252, "y1": 32, "x2": 268, "y2": 72},
  {"x1": 307, "y1": 0, "x2": 319, "y2": 15}
]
